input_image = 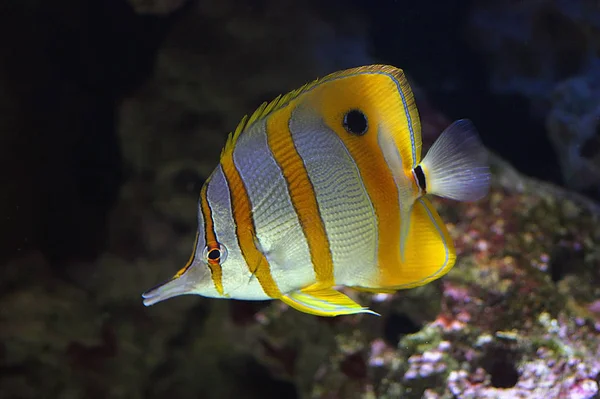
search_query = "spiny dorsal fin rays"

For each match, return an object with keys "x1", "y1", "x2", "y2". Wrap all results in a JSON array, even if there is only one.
[
  {"x1": 221, "y1": 65, "x2": 410, "y2": 158},
  {"x1": 221, "y1": 84, "x2": 313, "y2": 158}
]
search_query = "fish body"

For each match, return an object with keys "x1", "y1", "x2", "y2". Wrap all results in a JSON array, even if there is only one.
[{"x1": 142, "y1": 65, "x2": 490, "y2": 316}]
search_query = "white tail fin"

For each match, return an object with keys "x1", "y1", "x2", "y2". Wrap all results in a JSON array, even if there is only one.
[{"x1": 419, "y1": 119, "x2": 490, "y2": 201}]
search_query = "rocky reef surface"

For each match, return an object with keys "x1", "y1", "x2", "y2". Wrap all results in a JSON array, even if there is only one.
[
  {"x1": 468, "y1": 0, "x2": 600, "y2": 197},
  {"x1": 1, "y1": 1, "x2": 600, "y2": 399},
  {"x1": 244, "y1": 153, "x2": 600, "y2": 399}
]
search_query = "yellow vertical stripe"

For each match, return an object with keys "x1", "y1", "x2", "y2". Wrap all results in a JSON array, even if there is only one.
[
  {"x1": 199, "y1": 183, "x2": 225, "y2": 296},
  {"x1": 219, "y1": 149, "x2": 282, "y2": 298},
  {"x1": 266, "y1": 109, "x2": 335, "y2": 287}
]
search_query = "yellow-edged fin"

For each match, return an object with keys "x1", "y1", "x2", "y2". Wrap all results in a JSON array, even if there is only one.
[
  {"x1": 374, "y1": 66, "x2": 422, "y2": 170},
  {"x1": 380, "y1": 197, "x2": 456, "y2": 289},
  {"x1": 281, "y1": 287, "x2": 380, "y2": 317},
  {"x1": 220, "y1": 65, "x2": 418, "y2": 161}
]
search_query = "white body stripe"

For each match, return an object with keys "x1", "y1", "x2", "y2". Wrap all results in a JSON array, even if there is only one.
[
  {"x1": 233, "y1": 120, "x2": 316, "y2": 294},
  {"x1": 206, "y1": 165, "x2": 267, "y2": 299},
  {"x1": 289, "y1": 106, "x2": 379, "y2": 286}
]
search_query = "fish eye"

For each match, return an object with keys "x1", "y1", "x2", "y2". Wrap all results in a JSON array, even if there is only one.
[
  {"x1": 343, "y1": 109, "x2": 368, "y2": 136},
  {"x1": 203, "y1": 243, "x2": 228, "y2": 263}
]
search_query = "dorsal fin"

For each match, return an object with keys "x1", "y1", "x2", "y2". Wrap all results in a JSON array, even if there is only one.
[
  {"x1": 220, "y1": 64, "x2": 413, "y2": 157},
  {"x1": 221, "y1": 80, "x2": 318, "y2": 157}
]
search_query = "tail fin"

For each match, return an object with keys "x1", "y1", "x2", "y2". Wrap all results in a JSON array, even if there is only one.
[{"x1": 419, "y1": 119, "x2": 490, "y2": 201}]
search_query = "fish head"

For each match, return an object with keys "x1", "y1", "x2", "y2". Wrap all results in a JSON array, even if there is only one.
[
  {"x1": 142, "y1": 176, "x2": 231, "y2": 306},
  {"x1": 141, "y1": 222, "x2": 228, "y2": 306}
]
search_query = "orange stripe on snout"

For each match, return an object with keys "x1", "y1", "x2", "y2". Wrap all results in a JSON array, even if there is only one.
[
  {"x1": 219, "y1": 149, "x2": 282, "y2": 298},
  {"x1": 266, "y1": 108, "x2": 335, "y2": 287},
  {"x1": 172, "y1": 182, "x2": 224, "y2": 296}
]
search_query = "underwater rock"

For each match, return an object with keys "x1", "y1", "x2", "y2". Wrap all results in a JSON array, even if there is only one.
[
  {"x1": 468, "y1": 0, "x2": 599, "y2": 109},
  {"x1": 468, "y1": 0, "x2": 600, "y2": 197},
  {"x1": 546, "y1": 74, "x2": 600, "y2": 194},
  {"x1": 238, "y1": 154, "x2": 600, "y2": 399}
]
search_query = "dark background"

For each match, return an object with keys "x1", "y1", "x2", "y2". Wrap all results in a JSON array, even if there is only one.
[
  {"x1": 1, "y1": 1, "x2": 598, "y2": 398},
  {"x1": 0, "y1": 0, "x2": 570, "y2": 267}
]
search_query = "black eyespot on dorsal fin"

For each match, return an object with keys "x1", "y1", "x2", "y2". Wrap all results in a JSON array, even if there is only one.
[{"x1": 343, "y1": 109, "x2": 368, "y2": 136}]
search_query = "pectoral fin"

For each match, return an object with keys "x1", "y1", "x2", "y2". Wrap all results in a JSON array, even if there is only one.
[
  {"x1": 419, "y1": 119, "x2": 490, "y2": 201},
  {"x1": 280, "y1": 287, "x2": 379, "y2": 317}
]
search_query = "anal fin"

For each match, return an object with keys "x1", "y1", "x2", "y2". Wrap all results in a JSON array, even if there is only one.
[
  {"x1": 281, "y1": 287, "x2": 379, "y2": 317},
  {"x1": 380, "y1": 197, "x2": 457, "y2": 290}
]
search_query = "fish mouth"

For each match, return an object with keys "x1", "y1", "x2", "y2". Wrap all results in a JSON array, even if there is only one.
[
  {"x1": 142, "y1": 265, "x2": 201, "y2": 306},
  {"x1": 142, "y1": 277, "x2": 188, "y2": 306}
]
